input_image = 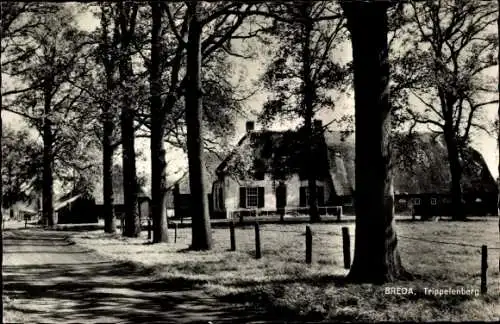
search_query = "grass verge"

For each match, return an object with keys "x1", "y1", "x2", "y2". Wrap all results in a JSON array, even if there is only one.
[{"x1": 71, "y1": 217, "x2": 500, "y2": 322}]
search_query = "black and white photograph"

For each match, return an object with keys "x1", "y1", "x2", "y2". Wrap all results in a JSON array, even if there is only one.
[{"x1": 1, "y1": 1, "x2": 499, "y2": 323}]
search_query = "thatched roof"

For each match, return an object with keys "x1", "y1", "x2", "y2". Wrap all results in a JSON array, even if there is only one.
[
  {"x1": 324, "y1": 131, "x2": 497, "y2": 195},
  {"x1": 217, "y1": 129, "x2": 330, "y2": 180},
  {"x1": 217, "y1": 128, "x2": 497, "y2": 196}
]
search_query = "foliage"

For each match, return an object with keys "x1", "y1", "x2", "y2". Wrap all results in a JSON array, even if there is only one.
[
  {"x1": 258, "y1": 2, "x2": 351, "y2": 127},
  {"x1": 1, "y1": 125, "x2": 43, "y2": 208},
  {"x1": 2, "y1": 4, "x2": 102, "y2": 197},
  {"x1": 392, "y1": 0, "x2": 498, "y2": 148}
]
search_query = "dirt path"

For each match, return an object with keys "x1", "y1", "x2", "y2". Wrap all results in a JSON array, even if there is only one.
[{"x1": 2, "y1": 228, "x2": 271, "y2": 323}]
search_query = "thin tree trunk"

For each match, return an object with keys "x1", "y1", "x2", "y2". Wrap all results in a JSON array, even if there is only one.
[
  {"x1": 150, "y1": 1, "x2": 168, "y2": 243},
  {"x1": 342, "y1": 1, "x2": 408, "y2": 283},
  {"x1": 497, "y1": 0, "x2": 500, "y2": 272},
  {"x1": 1, "y1": 60, "x2": 4, "y2": 324},
  {"x1": 100, "y1": 4, "x2": 116, "y2": 234},
  {"x1": 186, "y1": 1, "x2": 213, "y2": 250},
  {"x1": 301, "y1": 1, "x2": 320, "y2": 223},
  {"x1": 444, "y1": 129, "x2": 466, "y2": 221},
  {"x1": 102, "y1": 101, "x2": 115, "y2": 233},
  {"x1": 43, "y1": 87, "x2": 55, "y2": 227}
]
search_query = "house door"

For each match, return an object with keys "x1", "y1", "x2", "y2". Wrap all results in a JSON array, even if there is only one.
[{"x1": 276, "y1": 183, "x2": 287, "y2": 219}]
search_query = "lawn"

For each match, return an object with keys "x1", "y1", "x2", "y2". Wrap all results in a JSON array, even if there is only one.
[{"x1": 71, "y1": 217, "x2": 500, "y2": 322}]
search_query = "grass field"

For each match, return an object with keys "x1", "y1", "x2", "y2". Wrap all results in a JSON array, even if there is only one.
[{"x1": 72, "y1": 217, "x2": 500, "y2": 322}]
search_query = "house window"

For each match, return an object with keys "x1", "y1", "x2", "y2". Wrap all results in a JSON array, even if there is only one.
[
  {"x1": 300, "y1": 186, "x2": 325, "y2": 207},
  {"x1": 430, "y1": 198, "x2": 437, "y2": 205},
  {"x1": 239, "y1": 187, "x2": 264, "y2": 208},
  {"x1": 247, "y1": 187, "x2": 258, "y2": 208},
  {"x1": 413, "y1": 198, "x2": 421, "y2": 205}
]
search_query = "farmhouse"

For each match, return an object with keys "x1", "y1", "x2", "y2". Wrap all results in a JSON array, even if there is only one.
[{"x1": 209, "y1": 120, "x2": 498, "y2": 219}]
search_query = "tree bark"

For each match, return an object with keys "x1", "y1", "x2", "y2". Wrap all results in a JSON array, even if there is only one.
[
  {"x1": 119, "y1": 60, "x2": 140, "y2": 237},
  {"x1": 102, "y1": 97, "x2": 115, "y2": 233},
  {"x1": 100, "y1": 5, "x2": 116, "y2": 234},
  {"x1": 43, "y1": 86, "x2": 55, "y2": 227},
  {"x1": 118, "y1": 3, "x2": 140, "y2": 238},
  {"x1": 150, "y1": 1, "x2": 169, "y2": 243},
  {"x1": 185, "y1": 1, "x2": 213, "y2": 250},
  {"x1": 301, "y1": 1, "x2": 320, "y2": 223},
  {"x1": 497, "y1": 0, "x2": 500, "y2": 271},
  {"x1": 444, "y1": 127, "x2": 466, "y2": 221},
  {"x1": 342, "y1": 1, "x2": 408, "y2": 283},
  {"x1": 0, "y1": 58, "x2": 4, "y2": 324}
]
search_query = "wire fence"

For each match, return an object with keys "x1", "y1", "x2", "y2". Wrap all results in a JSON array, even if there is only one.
[{"x1": 160, "y1": 220, "x2": 498, "y2": 294}]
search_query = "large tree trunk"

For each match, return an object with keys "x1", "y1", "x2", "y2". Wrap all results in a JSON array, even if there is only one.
[
  {"x1": 342, "y1": 1, "x2": 408, "y2": 283},
  {"x1": 301, "y1": 1, "x2": 320, "y2": 223},
  {"x1": 444, "y1": 128, "x2": 466, "y2": 221},
  {"x1": 43, "y1": 88, "x2": 55, "y2": 227},
  {"x1": 150, "y1": 1, "x2": 169, "y2": 243},
  {"x1": 119, "y1": 59, "x2": 140, "y2": 237},
  {"x1": 185, "y1": 2, "x2": 213, "y2": 250},
  {"x1": 118, "y1": 3, "x2": 140, "y2": 238}
]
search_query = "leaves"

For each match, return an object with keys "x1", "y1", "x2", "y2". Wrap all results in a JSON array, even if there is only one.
[
  {"x1": 391, "y1": 0, "x2": 497, "y2": 147},
  {"x1": 258, "y1": 1, "x2": 350, "y2": 125}
]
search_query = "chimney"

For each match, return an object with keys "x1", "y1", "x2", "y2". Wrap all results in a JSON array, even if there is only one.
[{"x1": 245, "y1": 121, "x2": 255, "y2": 133}]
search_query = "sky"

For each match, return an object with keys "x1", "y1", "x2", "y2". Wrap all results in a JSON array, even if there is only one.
[{"x1": 2, "y1": 3, "x2": 499, "y2": 185}]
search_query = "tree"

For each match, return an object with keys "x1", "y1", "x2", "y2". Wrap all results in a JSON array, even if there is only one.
[
  {"x1": 149, "y1": 1, "x2": 170, "y2": 242},
  {"x1": 3, "y1": 6, "x2": 92, "y2": 227},
  {"x1": 139, "y1": 2, "x2": 263, "y2": 248},
  {"x1": 1, "y1": 5, "x2": 59, "y2": 317},
  {"x1": 117, "y1": 2, "x2": 141, "y2": 237},
  {"x1": 1, "y1": 125, "x2": 43, "y2": 211},
  {"x1": 497, "y1": 0, "x2": 500, "y2": 271},
  {"x1": 185, "y1": 1, "x2": 213, "y2": 250},
  {"x1": 258, "y1": 1, "x2": 348, "y2": 223},
  {"x1": 341, "y1": 0, "x2": 409, "y2": 283},
  {"x1": 396, "y1": 0, "x2": 498, "y2": 220},
  {"x1": 95, "y1": 4, "x2": 120, "y2": 234}
]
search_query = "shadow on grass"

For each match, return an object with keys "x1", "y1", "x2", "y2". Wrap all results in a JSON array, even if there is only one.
[{"x1": 2, "y1": 229, "x2": 280, "y2": 323}]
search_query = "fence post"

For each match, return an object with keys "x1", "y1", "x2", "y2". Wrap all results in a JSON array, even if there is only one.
[
  {"x1": 255, "y1": 222, "x2": 261, "y2": 259},
  {"x1": 481, "y1": 245, "x2": 488, "y2": 294},
  {"x1": 342, "y1": 226, "x2": 351, "y2": 269},
  {"x1": 174, "y1": 222, "x2": 178, "y2": 243},
  {"x1": 306, "y1": 225, "x2": 312, "y2": 264},
  {"x1": 147, "y1": 218, "x2": 152, "y2": 240},
  {"x1": 337, "y1": 207, "x2": 342, "y2": 222},
  {"x1": 239, "y1": 211, "x2": 244, "y2": 224},
  {"x1": 121, "y1": 218, "x2": 125, "y2": 234},
  {"x1": 230, "y1": 221, "x2": 236, "y2": 251}
]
